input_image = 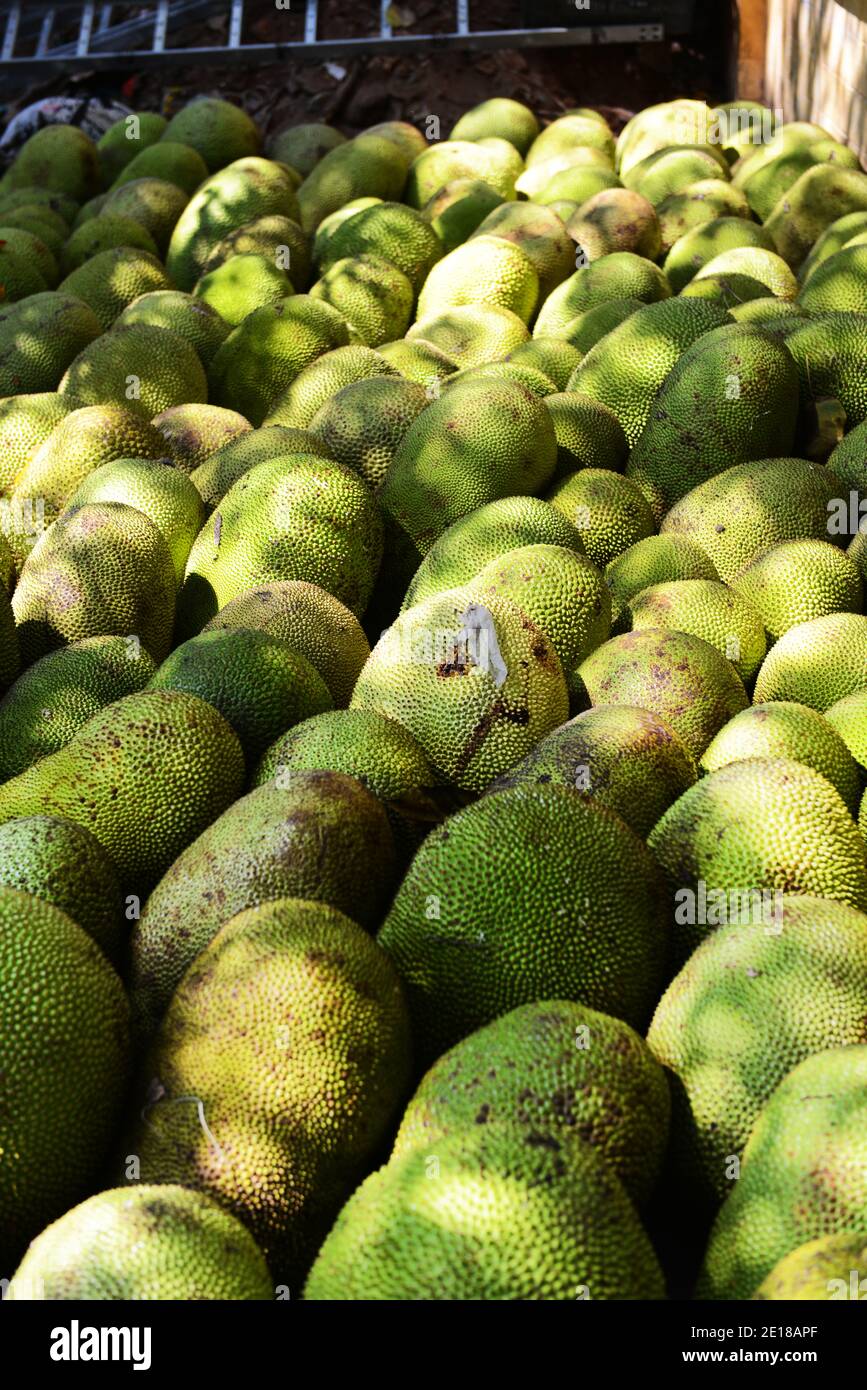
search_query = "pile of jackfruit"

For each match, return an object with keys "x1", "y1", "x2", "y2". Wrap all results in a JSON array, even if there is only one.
[{"x1": 2, "y1": 90, "x2": 867, "y2": 1302}]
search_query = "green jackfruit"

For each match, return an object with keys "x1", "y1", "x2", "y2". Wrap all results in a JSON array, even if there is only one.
[{"x1": 0, "y1": 291, "x2": 101, "y2": 395}]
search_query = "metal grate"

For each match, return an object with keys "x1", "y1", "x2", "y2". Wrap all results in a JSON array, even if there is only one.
[{"x1": 0, "y1": 1, "x2": 665, "y2": 72}]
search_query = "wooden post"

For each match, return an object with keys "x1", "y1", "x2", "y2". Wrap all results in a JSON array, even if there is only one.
[{"x1": 736, "y1": 0, "x2": 768, "y2": 101}]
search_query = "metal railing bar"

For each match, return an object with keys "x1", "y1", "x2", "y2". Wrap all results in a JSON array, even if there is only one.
[
  {"x1": 457, "y1": 0, "x2": 469, "y2": 37},
  {"x1": 76, "y1": 1, "x2": 95, "y2": 56},
  {"x1": 304, "y1": 0, "x2": 318, "y2": 45},
  {"x1": 228, "y1": 0, "x2": 243, "y2": 49},
  {"x1": 1, "y1": 3, "x2": 19, "y2": 61},
  {"x1": 35, "y1": 8, "x2": 55, "y2": 55},
  {"x1": 380, "y1": 0, "x2": 391, "y2": 40},
  {"x1": 153, "y1": 0, "x2": 168, "y2": 52}
]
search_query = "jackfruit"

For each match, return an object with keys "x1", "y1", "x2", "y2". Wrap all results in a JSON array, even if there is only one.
[
  {"x1": 97, "y1": 112, "x2": 168, "y2": 184},
  {"x1": 566, "y1": 188, "x2": 660, "y2": 265},
  {"x1": 424, "y1": 229, "x2": 540, "y2": 322},
  {"x1": 421, "y1": 177, "x2": 504, "y2": 251},
  {"x1": 110, "y1": 140, "x2": 209, "y2": 195},
  {"x1": 730, "y1": 539, "x2": 863, "y2": 640},
  {"x1": 65, "y1": 457, "x2": 205, "y2": 585},
  {"x1": 451, "y1": 98, "x2": 540, "y2": 155},
  {"x1": 0, "y1": 226, "x2": 58, "y2": 287},
  {"x1": 605, "y1": 534, "x2": 720, "y2": 632},
  {"x1": 0, "y1": 814, "x2": 122, "y2": 960},
  {"x1": 798, "y1": 209, "x2": 867, "y2": 283},
  {"x1": 575, "y1": 627, "x2": 749, "y2": 760},
  {"x1": 753, "y1": 1234, "x2": 867, "y2": 1301},
  {"x1": 700, "y1": 701, "x2": 862, "y2": 812},
  {"x1": 266, "y1": 121, "x2": 345, "y2": 177},
  {"x1": 308, "y1": 375, "x2": 427, "y2": 490},
  {"x1": 316, "y1": 201, "x2": 442, "y2": 293},
  {"x1": 625, "y1": 325, "x2": 798, "y2": 521},
  {"x1": 825, "y1": 689, "x2": 867, "y2": 774},
  {"x1": 491, "y1": 702, "x2": 697, "y2": 838},
  {"x1": 58, "y1": 246, "x2": 172, "y2": 330},
  {"x1": 0, "y1": 392, "x2": 76, "y2": 494},
  {"x1": 784, "y1": 313, "x2": 867, "y2": 428},
  {"x1": 297, "y1": 133, "x2": 410, "y2": 233},
  {"x1": 377, "y1": 783, "x2": 665, "y2": 1062},
  {"x1": 253, "y1": 708, "x2": 441, "y2": 861},
  {"x1": 557, "y1": 296, "x2": 643, "y2": 353},
  {"x1": 663, "y1": 216, "x2": 775, "y2": 292},
  {"x1": 310, "y1": 252, "x2": 414, "y2": 345},
  {"x1": 0, "y1": 689, "x2": 244, "y2": 889},
  {"x1": 649, "y1": 757, "x2": 867, "y2": 966},
  {"x1": 765, "y1": 164, "x2": 867, "y2": 269},
  {"x1": 405, "y1": 140, "x2": 521, "y2": 210},
  {"x1": 505, "y1": 337, "x2": 582, "y2": 391},
  {"x1": 625, "y1": 578, "x2": 766, "y2": 684},
  {"x1": 535, "y1": 252, "x2": 671, "y2": 339},
  {"x1": 101, "y1": 177, "x2": 189, "y2": 255},
  {"x1": 402, "y1": 496, "x2": 586, "y2": 609},
  {"x1": 207, "y1": 295, "x2": 350, "y2": 425},
  {"x1": 189, "y1": 425, "x2": 331, "y2": 511},
  {"x1": 0, "y1": 291, "x2": 101, "y2": 395},
  {"x1": 649, "y1": 897, "x2": 867, "y2": 1211},
  {"x1": 0, "y1": 887, "x2": 129, "y2": 1270},
  {"x1": 380, "y1": 377, "x2": 557, "y2": 573},
  {"x1": 351, "y1": 588, "x2": 568, "y2": 790},
  {"x1": 167, "y1": 157, "x2": 300, "y2": 290},
  {"x1": 0, "y1": 634, "x2": 157, "y2": 779},
  {"x1": 798, "y1": 243, "x2": 867, "y2": 313},
  {"x1": 406, "y1": 303, "x2": 529, "y2": 367},
  {"x1": 565, "y1": 298, "x2": 730, "y2": 446},
  {"x1": 59, "y1": 322, "x2": 208, "y2": 418},
  {"x1": 377, "y1": 336, "x2": 458, "y2": 387},
  {"x1": 752, "y1": 612, "x2": 867, "y2": 709},
  {"x1": 305, "y1": 1122, "x2": 664, "y2": 1301},
  {"x1": 392, "y1": 999, "x2": 669, "y2": 1207},
  {"x1": 200, "y1": 213, "x2": 311, "y2": 292},
  {"x1": 130, "y1": 765, "x2": 395, "y2": 1040},
  {"x1": 527, "y1": 111, "x2": 616, "y2": 169},
  {"x1": 153, "y1": 402, "x2": 251, "y2": 473},
  {"x1": 122, "y1": 896, "x2": 410, "y2": 1283},
  {"x1": 60, "y1": 213, "x2": 160, "y2": 273},
  {"x1": 623, "y1": 146, "x2": 729, "y2": 206},
  {"x1": 548, "y1": 467, "x2": 655, "y2": 568},
  {"x1": 697, "y1": 1047, "x2": 867, "y2": 1299},
  {"x1": 443, "y1": 360, "x2": 555, "y2": 399},
  {"x1": 4, "y1": 124, "x2": 100, "y2": 203},
  {"x1": 177, "y1": 453, "x2": 383, "y2": 635},
  {"x1": 657, "y1": 180, "x2": 753, "y2": 255},
  {"x1": 193, "y1": 251, "x2": 293, "y2": 325},
  {"x1": 13, "y1": 502, "x2": 176, "y2": 666},
  {"x1": 8, "y1": 1185, "x2": 273, "y2": 1302},
  {"x1": 660, "y1": 457, "x2": 841, "y2": 583},
  {"x1": 161, "y1": 97, "x2": 261, "y2": 172}
]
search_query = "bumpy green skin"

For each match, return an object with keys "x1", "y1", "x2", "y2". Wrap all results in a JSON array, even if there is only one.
[
  {"x1": 765, "y1": 164, "x2": 867, "y2": 269},
  {"x1": 0, "y1": 690, "x2": 245, "y2": 891},
  {"x1": 116, "y1": 290, "x2": 231, "y2": 368},
  {"x1": 825, "y1": 689, "x2": 867, "y2": 773},
  {"x1": 298, "y1": 134, "x2": 412, "y2": 233},
  {"x1": 190, "y1": 426, "x2": 331, "y2": 511},
  {"x1": 0, "y1": 887, "x2": 130, "y2": 1270},
  {"x1": 152, "y1": 403, "x2": 251, "y2": 474},
  {"x1": 60, "y1": 214, "x2": 160, "y2": 273},
  {"x1": 253, "y1": 709, "x2": 444, "y2": 862},
  {"x1": 162, "y1": 98, "x2": 261, "y2": 173},
  {"x1": 753, "y1": 613, "x2": 867, "y2": 709},
  {"x1": 698, "y1": 1047, "x2": 867, "y2": 1299},
  {"x1": 97, "y1": 112, "x2": 168, "y2": 183},
  {"x1": 110, "y1": 140, "x2": 209, "y2": 195},
  {"x1": 0, "y1": 816, "x2": 123, "y2": 961},
  {"x1": 0, "y1": 635, "x2": 157, "y2": 780},
  {"x1": 576, "y1": 627, "x2": 748, "y2": 761},
  {"x1": 65, "y1": 457, "x2": 205, "y2": 587},
  {"x1": 177, "y1": 454, "x2": 383, "y2": 637},
  {"x1": 565, "y1": 299, "x2": 730, "y2": 447},
  {"x1": 660, "y1": 457, "x2": 842, "y2": 583},
  {"x1": 625, "y1": 326, "x2": 798, "y2": 522},
  {"x1": 317, "y1": 201, "x2": 443, "y2": 293},
  {"x1": 0, "y1": 292, "x2": 101, "y2": 395},
  {"x1": 208, "y1": 297, "x2": 350, "y2": 426},
  {"x1": 393, "y1": 1000, "x2": 670, "y2": 1205},
  {"x1": 784, "y1": 313, "x2": 867, "y2": 428},
  {"x1": 403, "y1": 497, "x2": 586, "y2": 610},
  {"x1": 203, "y1": 580, "x2": 369, "y2": 706},
  {"x1": 663, "y1": 215, "x2": 774, "y2": 292},
  {"x1": 731, "y1": 540, "x2": 864, "y2": 641},
  {"x1": 5, "y1": 124, "x2": 100, "y2": 202},
  {"x1": 535, "y1": 252, "x2": 671, "y2": 340},
  {"x1": 753, "y1": 1234, "x2": 867, "y2": 1300},
  {"x1": 543, "y1": 394, "x2": 628, "y2": 482},
  {"x1": 0, "y1": 588, "x2": 19, "y2": 695},
  {"x1": 605, "y1": 535, "x2": 719, "y2": 633},
  {"x1": 12, "y1": 503, "x2": 176, "y2": 668},
  {"x1": 122, "y1": 898, "x2": 411, "y2": 1284},
  {"x1": 305, "y1": 1124, "x2": 665, "y2": 1301},
  {"x1": 653, "y1": 898, "x2": 867, "y2": 1215},
  {"x1": 701, "y1": 701, "x2": 862, "y2": 812},
  {"x1": 352, "y1": 588, "x2": 569, "y2": 792},
  {"x1": 377, "y1": 336, "x2": 457, "y2": 387},
  {"x1": 470, "y1": 542, "x2": 610, "y2": 702},
  {"x1": 166, "y1": 157, "x2": 298, "y2": 291},
  {"x1": 408, "y1": 304, "x2": 529, "y2": 368},
  {"x1": 129, "y1": 772, "x2": 396, "y2": 1039},
  {"x1": 201, "y1": 214, "x2": 311, "y2": 292},
  {"x1": 149, "y1": 628, "x2": 332, "y2": 761},
  {"x1": 649, "y1": 756, "x2": 867, "y2": 967},
  {"x1": 547, "y1": 467, "x2": 656, "y2": 569},
  {"x1": 8, "y1": 1185, "x2": 274, "y2": 1301},
  {"x1": 193, "y1": 252, "x2": 293, "y2": 327},
  {"x1": 308, "y1": 375, "x2": 428, "y2": 491},
  {"x1": 59, "y1": 247, "x2": 172, "y2": 329},
  {"x1": 266, "y1": 122, "x2": 345, "y2": 178},
  {"x1": 491, "y1": 703, "x2": 697, "y2": 838},
  {"x1": 380, "y1": 378, "x2": 558, "y2": 574},
  {"x1": 505, "y1": 338, "x2": 582, "y2": 391},
  {"x1": 0, "y1": 392, "x2": 75, "y2": 494},
  {"x1": 405, "y1": 139, "x2": 522, "y2": 210},
  {"x1": 311, "y1": 252, "x2": 414, "y2": 346},
  {"x1": 625, "y1": 579, "x2": 767, "y2": 685},
  {"x1": 59, "y1": 323, "x2": 208, "y2": 419},
  {"x1": 451, "y1": 98, "x2": 540, "y2": 154},
  {"x1": 558, "y1": 297, "x2": 643, "y2": 354},
  {"x1": 378, "y1": 784, "x2": 666, "y2": 1065}
]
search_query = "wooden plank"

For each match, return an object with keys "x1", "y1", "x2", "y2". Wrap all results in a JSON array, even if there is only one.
[{"x1": 737, "y1": 0, "x2": 768, "y2": 100}]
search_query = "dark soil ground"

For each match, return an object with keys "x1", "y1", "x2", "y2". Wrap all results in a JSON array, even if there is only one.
[{"x1": 1, "y1": 0, "x2": 735, "y2": 143}]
